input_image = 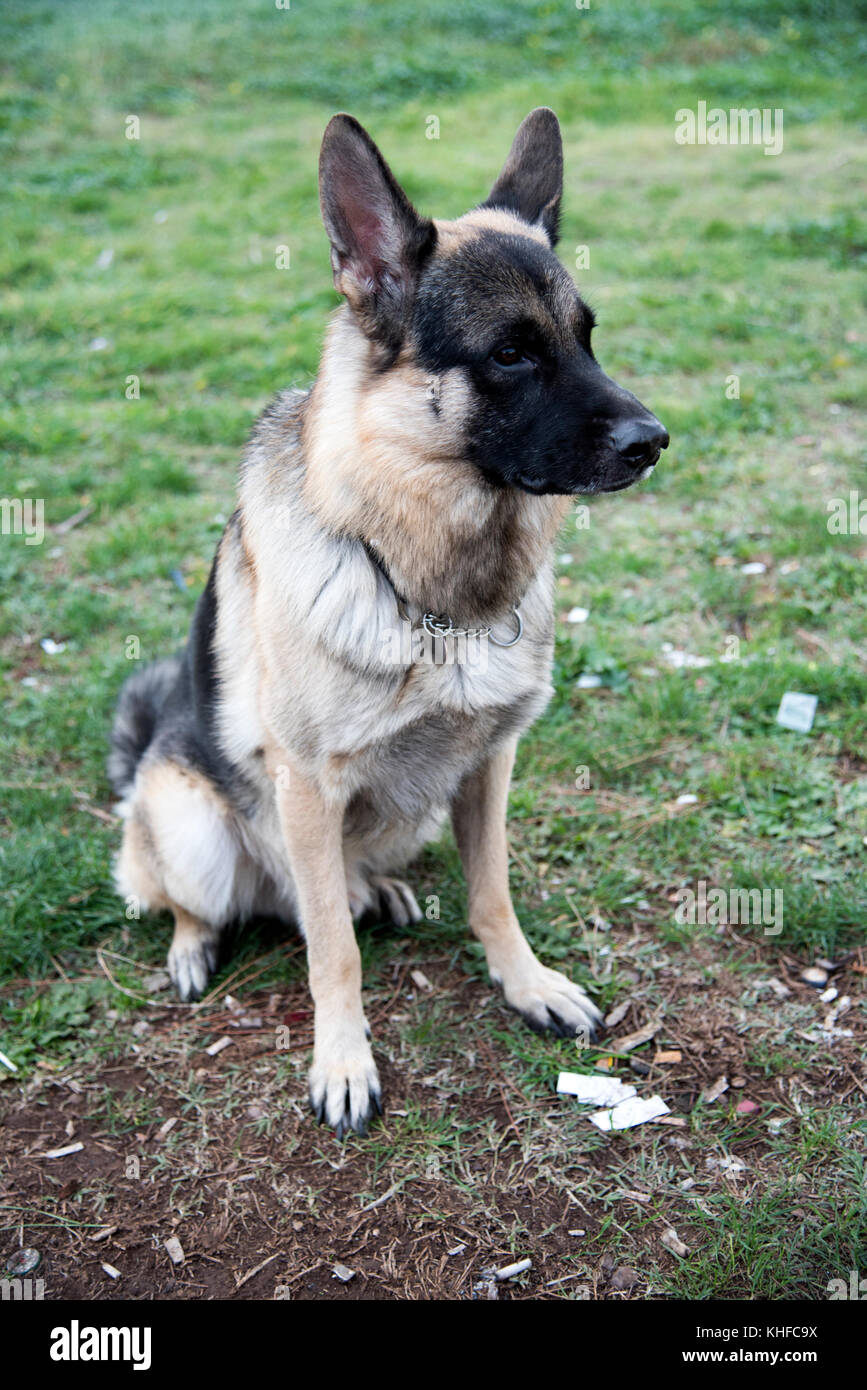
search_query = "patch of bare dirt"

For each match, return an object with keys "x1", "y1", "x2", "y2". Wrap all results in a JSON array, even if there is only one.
[{"x1": 1, "y1": 938, "x2": 864, "y2": 1300}]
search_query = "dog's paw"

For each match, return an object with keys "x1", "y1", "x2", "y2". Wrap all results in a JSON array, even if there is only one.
[
  {"x1": 371, "y1": 875, "x2": 423, "y2": 928},
  {"x1": 308, "y1": 1032, "x2": 383, "y2": 1140},
  {"x1": 500, "y1": 961, "x2": 602, "y2": 1041},
  {"x1": 167, "y1": 928, "x2": 219, "y2": 1002}
]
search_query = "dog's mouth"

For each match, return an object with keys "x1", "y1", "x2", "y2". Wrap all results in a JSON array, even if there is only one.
[
  {"x1": 508, "y1": 439, "x2": 664, "y2": 500},
  {"x1": 513, "y1": 470, "x2": 556, "y2": 494},
  {"x1": 586, "y1": 441, "x2": 665, "y2": 494},
  {"x1": 514, "y1": 450, "x2": 662, "y2": 497}
]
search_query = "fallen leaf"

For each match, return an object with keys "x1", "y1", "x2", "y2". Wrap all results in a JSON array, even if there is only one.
[
  {"x1": 604, "y1": 1000, "x2": 631, "y2": 1029},
  {"x1": 613, "y1": 1019, "x2": 661, "y2": 1052},
  {"x1": 701, "y1": 1076, "x2": 729, "y2": 1104},
  {"x1": 661, "y1": 1227, "x2": 689, "y2": 1257}
]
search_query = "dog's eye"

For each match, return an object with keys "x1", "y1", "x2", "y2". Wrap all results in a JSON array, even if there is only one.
[{"x1": 491, "y1": 345, "x2": 526, "y2": 368}]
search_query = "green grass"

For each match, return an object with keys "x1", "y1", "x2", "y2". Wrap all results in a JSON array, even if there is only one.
[{"x1": 1, "y1": 0, "x2": 866, "y2": 1301}]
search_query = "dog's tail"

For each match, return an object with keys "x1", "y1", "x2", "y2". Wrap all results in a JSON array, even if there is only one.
[{"x1": 107, "y1": 656, "x2": 182, "y2": 797}]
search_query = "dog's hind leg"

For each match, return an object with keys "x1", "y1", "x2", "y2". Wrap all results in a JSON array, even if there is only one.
[
  {"x1": 373, "y1": 875, "x2": 422, "y2": 927},
  {"x1": 370, "y1": 875, "x2": 422, "y2": 927},
  {"x1": 344, "y1": 860, "x2": 422, "y2": 928},
  {"x1": 451, "y1": 738, "x2": 602, "y2": 1041},
  {"x1": 115, "y1": 759, "x2": 241, "y2": 1001},
  {"x1": 167, "y1": 907, "x2": 222, "y2": 1002}
]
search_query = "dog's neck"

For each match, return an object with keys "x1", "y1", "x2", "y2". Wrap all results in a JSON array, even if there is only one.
[{"x1": 301, "y1": 309, "x2": 569, "y2": 625}]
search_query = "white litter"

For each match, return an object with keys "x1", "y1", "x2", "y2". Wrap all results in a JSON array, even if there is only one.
[
  {"x1": 802, "y1": 1025, "x2": 854, "y2": 1044},
  {"x1": 494, "y1": 1257, "x2": 531, "y2": 1281},
  {"x1": 776, "y1": 691, "x2": 817, "y2": 733},
  {"x1": 0, "y1": 1050, "x2": 18, "y2": 1073},
  {"x1": 205, "y1": 1036, "x2": 232, "y2": 1057},
  {"x1": 590, "y1": 1095, "x2": 670, "y2": 1131},
  {"x1": 164, "y1": 1236, "x2": 184, "y2": 1265},
  {"x1": 557, "y1": 1072, "x2": 637, "y2": 1106},
  {"x1": 765, "y1": 976, "x2": 791, "y2": 999},
  {"x1": 42, "y1": 1142, "x2": 84, "y2": 1159},
  {"x1": 90, "y1": 1227, "x2": 117, "y2": 1243},
  {"x1": 674, "y1": 793, "x2": 699, "y2": 805},
  {"x1": 823, "y1": 995, "x2": 852, "y2": 1030},
  {"x1": 740, "y1": 561, "x2": 766, "y2": 575},
  {"x1": 101, "y1": 1263, "x2": 121, "y2": 1279},
  {"x1": 801, "y1": 965, "x2": 828, "y2": 987},
  {"x1": 576, "y1": 673, "x2": 602, "y2": 689},
  {"x1": 706, "y1": 1155, "x2": 746, "y2": 1178},
  {"x1": 40, "y1": 638, "x2": 67, "y2": 655},
  {"x1": 567, "y1": 606, "x2": 589, "y2": 624}
]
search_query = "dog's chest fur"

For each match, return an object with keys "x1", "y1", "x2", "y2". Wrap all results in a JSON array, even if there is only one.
[{"x1": 211, "y1": 390, "x2": 558, "y2": 838}]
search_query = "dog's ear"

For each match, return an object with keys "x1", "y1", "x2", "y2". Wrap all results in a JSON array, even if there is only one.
[
  {"x1": 480, "y1": 107, "x2": 563, "y2": 245},
  {"x1": 319, "y1": 114, "x2": 436, "y2": 357}
]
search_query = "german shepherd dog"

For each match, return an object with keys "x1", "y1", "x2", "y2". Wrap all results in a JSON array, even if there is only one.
[{"x1": 109, "y1": 108, "x2": 668, "y2": 1137}]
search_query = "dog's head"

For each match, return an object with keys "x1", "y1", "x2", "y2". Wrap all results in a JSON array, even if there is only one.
[{"x1": 319, "y1": 108, "x2": 668, "y2": 497}]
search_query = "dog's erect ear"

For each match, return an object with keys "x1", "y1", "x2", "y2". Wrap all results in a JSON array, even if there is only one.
[
  {"x1": 319, "y1": 114, "x2": 436, "y2": 357},
  {"x1": 480, "y1": 107, "x2": 563, "y2": 245}
]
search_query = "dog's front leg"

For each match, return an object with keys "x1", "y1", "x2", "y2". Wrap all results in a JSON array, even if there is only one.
[
  {"x1": 270, "y1": 751, "x2": 381, "y2": 1138},
  {"x1": 452, "y1": 739, "x2": 602, "y2": 1040}
]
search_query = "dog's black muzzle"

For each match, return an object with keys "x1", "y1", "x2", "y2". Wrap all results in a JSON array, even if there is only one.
[
  {"x1": 578, "y1": 369, "x2": 670, "y2": 493},
  {"x1": 609, "y1": 412, "x2": 670, "y2": 471}
]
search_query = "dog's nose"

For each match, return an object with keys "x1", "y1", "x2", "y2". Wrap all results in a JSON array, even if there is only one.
[{"x1": 610, "y1": 416, "x2": 670, "y2": 468}]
